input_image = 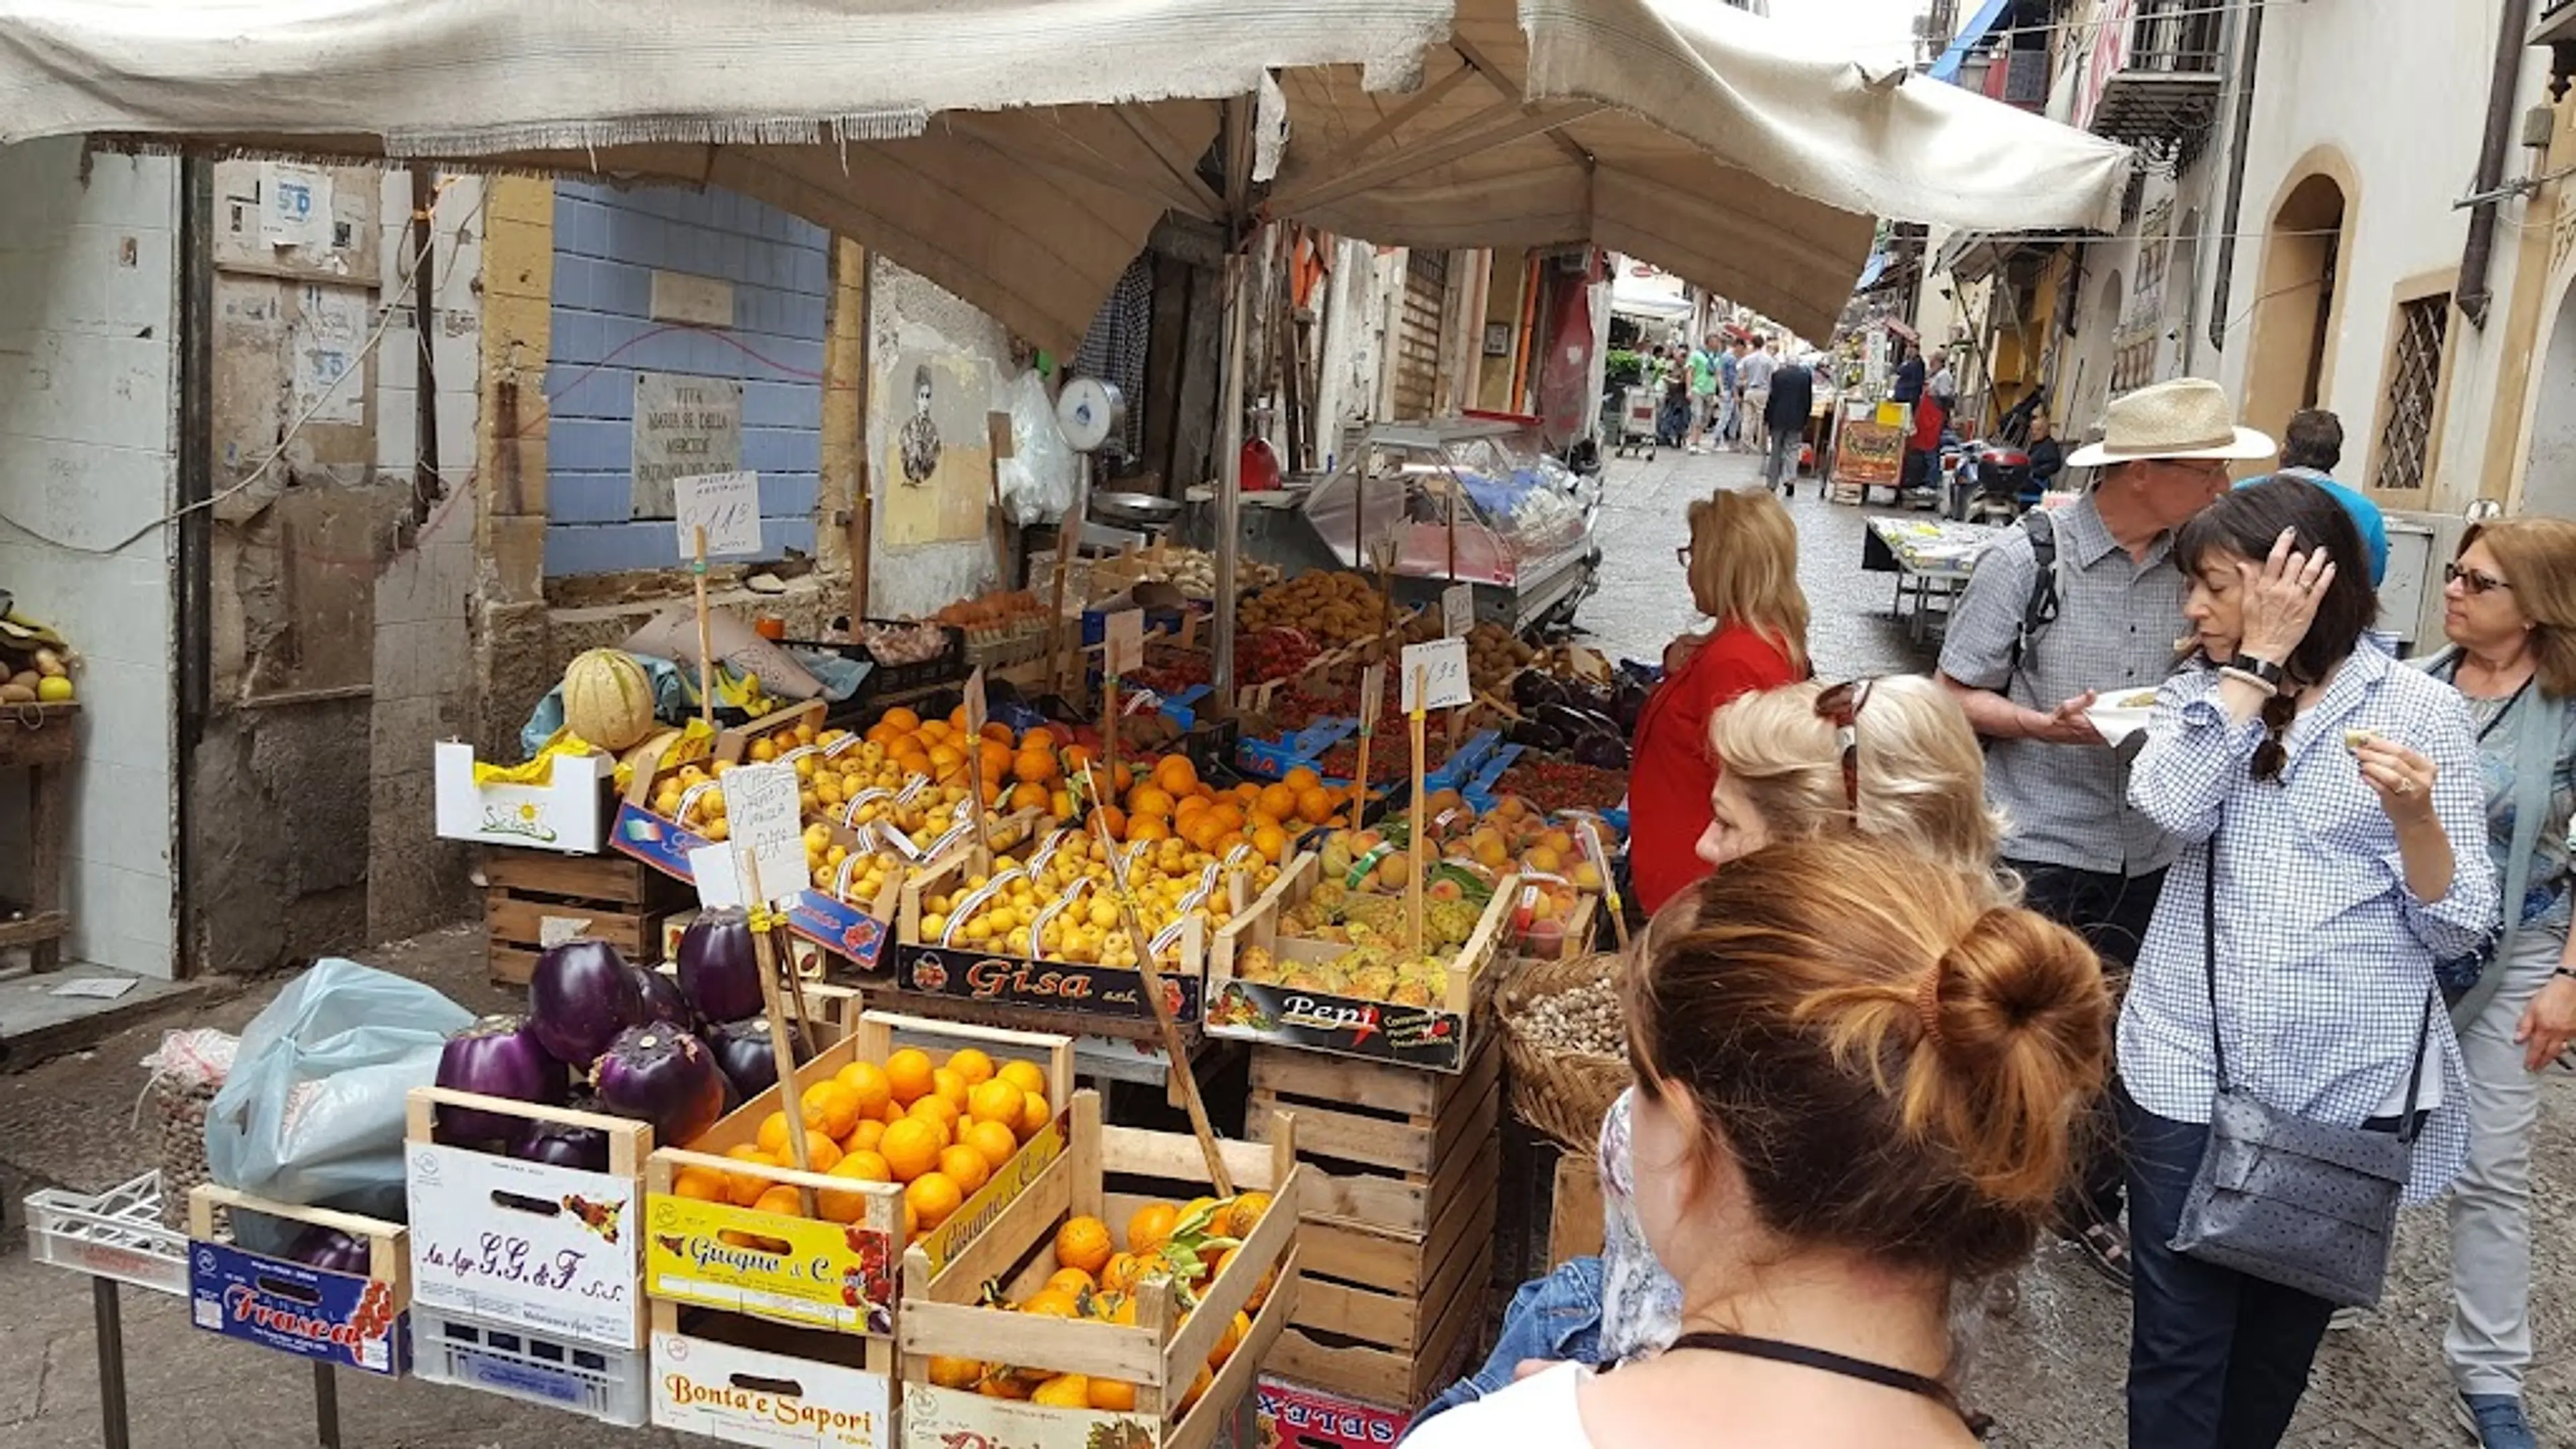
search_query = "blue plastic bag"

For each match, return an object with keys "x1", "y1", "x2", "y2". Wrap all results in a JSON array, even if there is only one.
[{"x1": 204, "y1": 959, "x2": 474, "y2": 1221}]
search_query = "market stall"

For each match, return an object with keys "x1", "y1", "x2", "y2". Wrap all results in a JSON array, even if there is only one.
[
  {"x1": 1245, "y1": 418, "x2": 1603, "y2": 636},
  {"x1": 6, "y1": 3, "x2": 2146, "y2": 1440}
]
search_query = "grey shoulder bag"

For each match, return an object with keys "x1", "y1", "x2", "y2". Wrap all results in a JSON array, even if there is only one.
[{"x1": 2168, "y1": 833, "x2": 2434, "y2": 1308}]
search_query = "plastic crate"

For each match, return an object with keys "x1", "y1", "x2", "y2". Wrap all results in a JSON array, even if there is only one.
[
  {"x1": 24, "y1": 1170, "x2": 188, "y2": 1297},
  {"x1": 414, "y1": 1305, "x2": 651, "y2": 1427},
  {"x1": 1237, "y1": 718, "x2": 1358, "y2": 778},
  {"x1": 827, "y1": 619, "x2": 968, "y2": 700}
]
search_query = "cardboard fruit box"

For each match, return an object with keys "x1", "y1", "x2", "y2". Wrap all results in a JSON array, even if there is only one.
[
  {"x1": 896, "y1": 1092, "x2": 1305, "y2": 1449},
  {"x1": 642, "y1": 1012, "x2": 1077, "y2": 1338},
  {"x1": 403, "y1": 1087, "x2": 655, "y2": 1350},
  {"x1": 186, "y1": 1185, "x2": 411, "y2": 1377},
  {"x1": 1204, "y1": 852, "x2": 1516, "y2": 1073}
]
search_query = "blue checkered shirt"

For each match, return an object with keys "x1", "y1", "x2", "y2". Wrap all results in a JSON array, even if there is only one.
[
  {"x1": 2117, "y1": 643, "x2": 2494, "y2": 1203},
  {"x1": 1939, "y1": 494, "x2": 2188, "y2": 876}
]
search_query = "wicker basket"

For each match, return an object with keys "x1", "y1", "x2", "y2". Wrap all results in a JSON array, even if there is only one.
[
  {"x1": 1497, "y1": 950, "x2": 1632, "y2": 1154},
  {"x1": 150, "y1": 1075, "x2": 218, "y2": 1232}
]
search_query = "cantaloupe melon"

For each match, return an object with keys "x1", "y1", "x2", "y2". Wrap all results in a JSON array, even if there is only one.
[{"x1": 562, "y1": 649, "x2": 656, "y2": 750}]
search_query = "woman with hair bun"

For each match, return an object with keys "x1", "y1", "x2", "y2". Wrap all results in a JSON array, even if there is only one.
[{"x1": 1406, "y1": 836, "x2": 2111, "y2": 1448}]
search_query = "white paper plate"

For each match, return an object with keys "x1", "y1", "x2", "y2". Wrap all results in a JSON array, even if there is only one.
[{"x1": 2084, "y1": 685, "x2": 2161, "y2": 747}]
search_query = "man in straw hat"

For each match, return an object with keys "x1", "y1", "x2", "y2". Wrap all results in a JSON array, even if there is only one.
[{"x1": 1937, "y1": 376, "x2": 2276, "y2": 1289}]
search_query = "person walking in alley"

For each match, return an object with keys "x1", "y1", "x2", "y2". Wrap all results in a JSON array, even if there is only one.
[
  {"x1": 2238, "y1": 409, "x2": 2388, "y2": 587},
  {"x1": 1686, "y1": 334, "x2": 1723, "y2": 455},
  {"x1": 1762, "y1": 353, "x2": 1814, "y2": 497},
  {"x1": 2121, "y1": 478, "x2": 2488, "y2": 1449},
  {"x1": 2426, "y1": 519, "x2": 2576, "y2": 1449},
  {"x1": 1739, "y1": 335, "x2": 1777, "y2": 455},
  {"x1": 1937, "y1": 377, "x2": 2273, "y2": 1290},
  {"x1": 1892, "y1": 339, "x2": 1926, "y2": 406},
  {"x1": 1721, "y1": 336, "x2": 1746, "y2": 447}
]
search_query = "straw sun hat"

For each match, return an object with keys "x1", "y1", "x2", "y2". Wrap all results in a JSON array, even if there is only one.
[{"x1": 2064, "y1": 377, "x2": 2275, "y2": 468}]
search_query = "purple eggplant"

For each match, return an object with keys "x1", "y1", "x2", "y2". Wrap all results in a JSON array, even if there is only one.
[
  {"x1": 675, "y1": 910, "x2": 765, "y2": 1024},
  {"x1": 631, "y1": 963, "x2": 697, "y2": 1030},
  {"x1": 590, "y1": 1024, "x2": 727, "y2": 1148},
  {"x1": 527, "y1": 939, "x2": 645, "y2": 1069},
  {"x1": 286, "y1": 1226, "x2": 372, "y2": 1275},
  {"x1": 704, "y1": 1016, "x2": 810, "y2": 1103},
  {"x1": 434, "y1": 1015, "x2": 568, "y2": 1142},
  {"x1": 511, "y1": 1116, "x2": 612, "y2": 1173}
]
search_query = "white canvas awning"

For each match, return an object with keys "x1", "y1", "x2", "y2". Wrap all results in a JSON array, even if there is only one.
[{"x1": 0, "y1": 0, "x2": 2128, "y2": 349}]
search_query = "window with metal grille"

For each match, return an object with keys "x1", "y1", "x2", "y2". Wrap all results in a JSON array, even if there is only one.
[{"x1": 2371, "y1": 294, "x2": 2448, "y2": 494}]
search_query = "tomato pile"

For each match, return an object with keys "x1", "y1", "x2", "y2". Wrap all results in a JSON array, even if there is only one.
[{"x1": 1497, "y1": 757, "x2": 1626, "y2": 814}]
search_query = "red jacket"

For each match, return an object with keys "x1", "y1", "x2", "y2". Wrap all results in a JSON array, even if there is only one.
[{"x1": 1627, "y1": 623, "x2": 1801, "y2": 915}]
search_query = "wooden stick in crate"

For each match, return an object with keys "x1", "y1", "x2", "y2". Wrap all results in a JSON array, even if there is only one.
[
  {"x1": 1080, "y1": 764, "x2": 1235, "y2": 1198},
  {"x1": 1409, "y1": 664, "x2": 1427, "y2": 959},
  {"x1": 743, "y1": 854, "x2": 819, "y2": 1216}
]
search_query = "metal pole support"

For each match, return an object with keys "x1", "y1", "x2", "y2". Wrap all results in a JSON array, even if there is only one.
[{"x1": 92, "y1": 1279, "x2": 129, "y2": 1449}]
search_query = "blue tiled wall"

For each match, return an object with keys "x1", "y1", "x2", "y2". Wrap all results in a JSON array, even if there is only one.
[{"x1": 543, "y1": 182, "x2": 829, "y2": 576}]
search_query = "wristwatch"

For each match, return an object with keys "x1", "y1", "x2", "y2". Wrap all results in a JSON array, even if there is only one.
[{"x1": 2229, "y1": 655, "x2": 2288, "y2": 691}]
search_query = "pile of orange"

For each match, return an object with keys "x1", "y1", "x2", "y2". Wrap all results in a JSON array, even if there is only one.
[
  {"x1": 928, "y1": 1191, "x2": 1277, "y2": 1415},
  {"x1": 1090, "y1": 755, "x2": 1348, "y2": 863},
  {"x1": 855, "y1": 707, "x2": 1077, "y2": 819},
  {"x1": 670, "y1": 1045, "x2": 1055, "y2": 1240}
]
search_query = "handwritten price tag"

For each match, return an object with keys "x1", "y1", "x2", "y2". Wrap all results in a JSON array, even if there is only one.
[
  {"x1": 1442, "y1": 582, "x2": 1476, "y2": 639},
  {"x1": 717, "y1": 762, "x2": 807, "y2": 906},
  {"x1": 674, "y1": 470, "x2": 761, "y2": 558},
  {"x1": 1104, "y1": 608, "x2": 1146, "y2": 678},
  {"x1": 1401, "y1": 638, "x2": 1472, "y2": 713},
  {"x1": 406, "y1": 1140, "x2": 640, "y2": 1348}
]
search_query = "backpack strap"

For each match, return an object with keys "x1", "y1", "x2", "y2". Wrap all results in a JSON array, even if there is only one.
[{"x1": 2004, "y1": 508, "x2": 2060, "y2": 701}]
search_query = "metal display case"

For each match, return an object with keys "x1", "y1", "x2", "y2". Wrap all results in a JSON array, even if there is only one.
[{"x1": 1254, "y1": 419, "x2": 1601, "y2": 633}]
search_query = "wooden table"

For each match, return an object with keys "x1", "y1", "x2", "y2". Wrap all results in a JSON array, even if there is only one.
[{"x1": 0, "y1": 703, "x2": 78, "y2": 971}]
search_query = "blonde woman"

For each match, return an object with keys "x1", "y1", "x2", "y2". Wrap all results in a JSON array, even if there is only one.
[
  {"x1": 1629, "y1": 488, "x2": 1811, "y2": 914},
  {"x1": 1414, "y1": 676, "x2": 2006, "y2": 1430}
]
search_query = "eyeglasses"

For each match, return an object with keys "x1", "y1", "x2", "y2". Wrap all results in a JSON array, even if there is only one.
[
  {"x1": 2446, "y1": 561, "x2": 2513, "y2": 596},
  {"x1": 1815, "y1": 678, "x2": 1876, "y2": 810},
  {"x1": 2251, "y1": 691, "x2": 2296, "y2": 784}
]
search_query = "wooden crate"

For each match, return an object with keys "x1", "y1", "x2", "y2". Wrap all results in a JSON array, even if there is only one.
[
  {"x1": 898, "y1": 1092, "x2": 1305, "y2": 1448},
  {"x1": 484, "y1": 847, "x2": 686, "y2": 983},
  {"x1": 1247, "y1": 1030, "x2": 1503, "y2": 1236},
  {"x1": 1548, "y1": 1148, "x2": 1603, "y2": 1267},
  {"x1": 1245, "y1": 1036, "x2": 1503, "y2": 1409}
]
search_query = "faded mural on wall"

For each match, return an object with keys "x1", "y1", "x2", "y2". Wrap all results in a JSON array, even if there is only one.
[{"x1": 880, "y1": 350, "x2": 991, "y2": 546}]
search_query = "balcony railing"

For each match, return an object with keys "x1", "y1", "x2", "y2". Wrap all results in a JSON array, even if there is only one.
[{"x1": 2078, "y1": 0, "x2": 2226, "y2": 149}]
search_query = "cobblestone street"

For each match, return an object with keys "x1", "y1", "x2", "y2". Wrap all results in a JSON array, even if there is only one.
[{"x1": 3, "y1": 447, "x2": 2572, "y2": 1446}]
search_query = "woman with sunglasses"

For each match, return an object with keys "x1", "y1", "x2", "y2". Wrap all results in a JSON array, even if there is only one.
[
  {"x1": 2118, "y1": 478, "x2": 2493, "y2": 1448},
  {"x1": 2426, "y1": 518, "x2": 2576, "y2": 1449},
  {"x1": 1404, "y1": 837, "x2": 2110, "y2": 1449},
  {"x1": 1410, "y1": 676, "x2": 2001, "y2": 1431},
  {"x1": 1628, "y1": 488, "x2": 1809, "y2": 916}
]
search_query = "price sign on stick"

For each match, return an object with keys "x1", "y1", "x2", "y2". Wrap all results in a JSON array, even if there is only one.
[
  {"x1": 1442, "y1": 582, "x2": 1475, "y2": 639},
  {"x1": 674, "y1": 471, "x2": 762, "y2": 557},
  {"x1": 963, "y1": 667, "x2": 989, "y2": 737},
  {"x1": 720, "y1": 762, "x2": 805, "y2": 907},
  {"x1": 1104, "y1": 608, "x2": 1146, "y2": 678},
  {"x1": 1400, "y1": 639, "x2": 1472, "y2": 713}
]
